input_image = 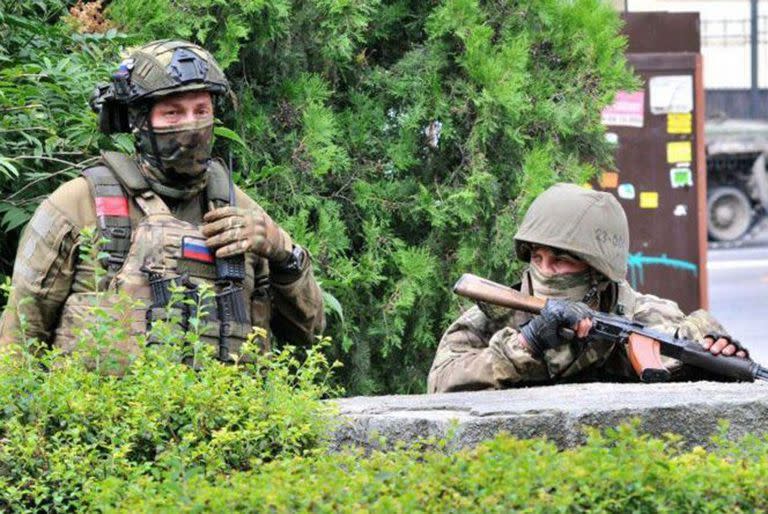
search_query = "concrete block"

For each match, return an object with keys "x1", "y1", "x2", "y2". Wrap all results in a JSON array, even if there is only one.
[{"x1": 329, "y1": 381, "x2": 768, "y2": 451}]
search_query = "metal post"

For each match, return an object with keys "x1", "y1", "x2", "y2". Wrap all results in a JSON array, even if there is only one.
[{"x1": 750, "y1": 0, "x2": 759, "y2": 118}]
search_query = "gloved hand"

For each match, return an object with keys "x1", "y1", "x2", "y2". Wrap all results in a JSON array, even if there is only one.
[
  {"x1": 202, "y1": 206, "x2": 293, "y2": 262},
  {"x1": 520, "y1": 299, "x2": 593, "y2": 358},
  {"x1": 703, "y1": 333, "x2": 750, "y2": 359}
]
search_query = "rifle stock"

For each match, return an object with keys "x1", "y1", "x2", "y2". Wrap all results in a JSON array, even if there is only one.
[
  {"x1": 453, "y1": 273, "x2": 545, "y2": 314},
  {"x1": 452, "y1": 273, "x2": 768, "y2": 383}
]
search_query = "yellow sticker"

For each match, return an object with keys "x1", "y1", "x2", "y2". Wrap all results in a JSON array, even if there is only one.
[
  {"x1": 639, "y1": 191, "x2": 659, "y2": 209},
  {"x1": 598, "y1": 171, "x2": 619, "y2": 189},
  {"x1": 666, "y1": 141, "x2": 692, "y2": 163},
  {"x1": 667, "y1": 113, "x2": 692, "y2": 134}
]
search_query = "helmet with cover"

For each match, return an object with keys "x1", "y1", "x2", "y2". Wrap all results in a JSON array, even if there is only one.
[
  {"x1": 514, "y1": 183, "x2": 630, "y2": 282},
  {"x1": 90, "y1": 40, "x2": 229, "y2": 134}
]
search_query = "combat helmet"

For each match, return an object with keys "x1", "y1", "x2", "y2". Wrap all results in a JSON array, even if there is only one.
[
  {"x1": 90, "y1": 40, "x2": 230, "y2": 134},
  {"x1": 514, "y1": 183, "x2": 630, "y2": 282}
]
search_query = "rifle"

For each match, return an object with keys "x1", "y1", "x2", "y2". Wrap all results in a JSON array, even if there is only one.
[
  {"x1": 213, "y1": 154, "x2": 248, "y2": 362},
  {"x1": 453, "y1": 273, "x2": 768, "y2": 383}
]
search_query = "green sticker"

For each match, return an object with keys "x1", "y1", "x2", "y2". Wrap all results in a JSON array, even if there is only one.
[{"x1": 670, "y1": 167, "x2": 693, "y2": 188}]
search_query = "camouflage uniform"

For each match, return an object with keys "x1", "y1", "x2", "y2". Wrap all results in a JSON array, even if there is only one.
[
  {"x1": 428, "y1": 183, "x2": 731, "y2": 393},
  {"x1": 0, "y1": 41, "x2": 324, "y2": 365}
]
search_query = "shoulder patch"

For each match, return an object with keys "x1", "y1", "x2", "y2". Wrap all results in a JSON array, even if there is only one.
[
  {"x1": 94, "y1": 196, "x2": 130, "y2": 217},
  {"x1": 29, "y1": 208, "x2": 55, "y2": 237}
]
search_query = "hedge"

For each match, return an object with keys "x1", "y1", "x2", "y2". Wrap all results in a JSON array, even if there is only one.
[
  {"x1": 0, "y1": 283, "x2": 339, "y2": 512},
  {"x1": 2, "y1": 244, "x2": 764, "y2": 512},
  {"x1": 92, "y1": 423, "x2": 768, "y2": 513}
]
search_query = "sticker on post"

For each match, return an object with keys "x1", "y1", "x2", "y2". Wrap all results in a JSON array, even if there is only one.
[
  {"x1": 601, "y1": 91, "x2": 645, "y2": 128},
  {"x1": 639, "y1": 191, "x2": 659, "y2": 209},
  {"x1": 649, "y1": 75, "x2": 693, "y2": 114},
  {"x1": 673, "y1": 204, "x2": 688, "y2": 216},
  {"x1": 617, "y1": 183, "x2": 636, "y2": 200},
  {"x1": 598, "y1": 171, "x2": 619, "y2": 189},
  {"x1": 670, "y1": 166, "x2": 693, "y2": 188},
  {"x1": 667, "y1": 113, "x2": 692, "y2": 134},
  {"x1": 666, "y1": 141, "x2": 692, "y2": 163}
]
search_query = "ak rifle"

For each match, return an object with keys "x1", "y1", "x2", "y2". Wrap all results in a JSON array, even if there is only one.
[{"x1": 453, "y1": 273, "x2": 768, "y2": 383}]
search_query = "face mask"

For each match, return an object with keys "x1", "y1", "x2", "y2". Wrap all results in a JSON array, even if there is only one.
[
  {"x1": 528, "y1": 263, "x2": 593, "y2": 302},
  {"x1": 137, "y1": 118, "x2": 214, "y2": 176}
]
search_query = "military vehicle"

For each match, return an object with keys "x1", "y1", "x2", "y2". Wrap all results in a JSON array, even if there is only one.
[{"x1": 705, "y1": 118, "x2": 768, "y2": 245}]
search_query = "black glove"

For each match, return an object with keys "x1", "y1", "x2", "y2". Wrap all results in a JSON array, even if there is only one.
[
  {"x1": 521, "y1": 299, "x2": 592, "y2": 358},
  {"x1": 704, "y1": 333, "x2": 750, "y2": 359}
]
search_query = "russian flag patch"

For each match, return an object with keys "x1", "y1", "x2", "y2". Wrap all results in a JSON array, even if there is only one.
[{"x1": 181, "y1": 236, "x2": 214, "y2": 263}]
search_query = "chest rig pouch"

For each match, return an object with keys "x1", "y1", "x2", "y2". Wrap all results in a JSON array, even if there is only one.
[{"x1": 73, "y1": 151, "x2": 261, "y2": 366}]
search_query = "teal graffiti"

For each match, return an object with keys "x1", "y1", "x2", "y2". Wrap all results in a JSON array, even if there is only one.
[{"x1": 627, "y1": 252, "x2": 698, "y2": 289}]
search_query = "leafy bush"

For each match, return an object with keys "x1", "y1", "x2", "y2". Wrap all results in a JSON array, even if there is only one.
[
  {"x1": 0, "y1": 296, "x2": 338, "y2": 512},
  {"x1": 87, "y1": 423, "x2": 768, "y2": 513},
  {"x1": 0, "y1": 0, "x2": 129, "y2": 290}
]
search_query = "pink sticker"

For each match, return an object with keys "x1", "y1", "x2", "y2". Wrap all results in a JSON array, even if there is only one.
[{"x1": 601, "y1": 91, "x2": 645, "y2": 128}]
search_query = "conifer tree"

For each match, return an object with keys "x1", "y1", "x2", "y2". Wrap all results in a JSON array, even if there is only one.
[{"x1": 1, "y1": 0, "x2": 636, "y2": 394}]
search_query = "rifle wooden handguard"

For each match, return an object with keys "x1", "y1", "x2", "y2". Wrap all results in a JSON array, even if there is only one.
[{"x1": 627, "y1": 333, "x2": 671, "y2": 383}]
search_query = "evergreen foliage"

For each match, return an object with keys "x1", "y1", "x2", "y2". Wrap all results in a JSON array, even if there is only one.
[{"x1": 0, "y1": 0, "x2": 637, "y2": 394}]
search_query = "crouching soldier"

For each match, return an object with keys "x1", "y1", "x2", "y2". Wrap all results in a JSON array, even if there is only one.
[{"x1": 428, "y1": 183, "x2": 749, "y2": 393}]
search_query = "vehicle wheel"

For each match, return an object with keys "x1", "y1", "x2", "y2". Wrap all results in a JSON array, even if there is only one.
[{"x1": 707, "y1": 186, "x2": 753, "y2": 241}]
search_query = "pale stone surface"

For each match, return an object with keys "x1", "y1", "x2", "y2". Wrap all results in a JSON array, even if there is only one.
[{"x1": 329, "y1": 382, "x2": 768, "y2": 451}]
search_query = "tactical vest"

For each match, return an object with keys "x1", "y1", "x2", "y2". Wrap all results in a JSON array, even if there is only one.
[{"x1": 51, "y1": 151, "x2": 270, "y2": 371}]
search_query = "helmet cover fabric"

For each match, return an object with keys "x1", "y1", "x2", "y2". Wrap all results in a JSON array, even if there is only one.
[
  {"x1": 116, "y1": 40, "x2": 229, "y2": 105},
  {"x1": 514, "y1": 183, "x2": 629, "y2": 282}
]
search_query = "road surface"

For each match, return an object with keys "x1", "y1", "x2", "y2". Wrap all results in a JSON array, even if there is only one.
[{"x1": 708, "y1": 230, "x2": 768, "y2": 363}]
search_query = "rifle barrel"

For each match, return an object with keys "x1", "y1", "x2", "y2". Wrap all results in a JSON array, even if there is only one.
[{"x1": 752, "y1": 364, "x2": 768, "y2": 382}]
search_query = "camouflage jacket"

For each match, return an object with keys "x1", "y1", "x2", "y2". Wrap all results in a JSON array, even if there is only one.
[
  {"x1": 0, "y1": 157, "x2": 325, "y2": 354},
  {"x1": 427, "y1": 270, "x2": 730, "y2": 393}
]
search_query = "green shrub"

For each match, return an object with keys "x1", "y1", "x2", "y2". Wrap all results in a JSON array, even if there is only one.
[
  {"x1": 88, "y1": 423, "x2": 768, "y2": 513},
  {"x1": 0, "y1": 303, "x2": 338, "y2": 513},
  {"x1": 0, "y1": 0, "x2": 130, "y2": 294},
  {"x1": 2, "y1": 238, "x2": 764, "y2": 513}
]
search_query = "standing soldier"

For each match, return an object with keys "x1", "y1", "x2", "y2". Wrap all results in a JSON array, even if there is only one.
[
  {"x1": 0, "y1": 40, "x2": 324, "y2": 366},
  {"x1": 428, "y1": 183, "x2": 749, "y2": 393}
]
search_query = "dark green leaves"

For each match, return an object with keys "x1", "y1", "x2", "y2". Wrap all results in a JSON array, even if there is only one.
[{"x1": 1, "y1": 0, "x2": 637, "y2": 395}]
